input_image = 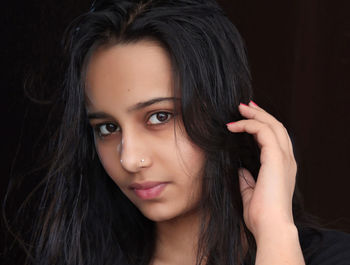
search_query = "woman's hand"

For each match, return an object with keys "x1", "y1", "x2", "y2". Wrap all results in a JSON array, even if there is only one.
[
  {"x1": 227, "y1": 101, "x2": 296, "y2": 237},
  {"x1": 227, "y1": 101, "x2": 305, "y2": 264}
]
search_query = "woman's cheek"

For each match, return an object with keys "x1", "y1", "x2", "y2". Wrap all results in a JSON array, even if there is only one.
[{"x1": 95, "y1": 140, "x2": 121, "y2": 180}]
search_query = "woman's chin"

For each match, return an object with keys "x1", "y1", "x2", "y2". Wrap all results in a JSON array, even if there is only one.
[
  {"x1": 138, "y1": 204, "x2": 200, "y2": 224},
  {"x1": 140, "y1": 208, "x2": 178, "y2": 223}
]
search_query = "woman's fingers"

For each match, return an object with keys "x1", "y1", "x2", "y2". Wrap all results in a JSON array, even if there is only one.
[
  {"x1": 236, "y1": 102, "x2": 294, "y2": 157},
  {"x1": 227, "y1": 118, "x2": 280, "y2": 153},
  {"x1": 249, "y1": 100, "x2": 264, "y2": 111},
  {"x1": 227, "y1": 102, "x2": 296, "y2": 172},
  {"x1": 249, "y1": 101, "x2": 294, "y2": 155},
  {"x1": 227, "y1": 101, "x2": 298, "y2": 190}
]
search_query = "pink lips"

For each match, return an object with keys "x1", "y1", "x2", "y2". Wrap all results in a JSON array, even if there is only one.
[{"x1": 129, "y1": 182, "x2": 168, "y2": 200}]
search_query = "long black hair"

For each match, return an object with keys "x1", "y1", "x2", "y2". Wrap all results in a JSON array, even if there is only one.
[{"x1": 3, "y1": 0, "x2": 319, "y2": 264}]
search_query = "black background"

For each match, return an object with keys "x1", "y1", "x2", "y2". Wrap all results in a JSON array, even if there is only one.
[{"x1": 1, "y1": 0, "x2": 350, "y2": 253}]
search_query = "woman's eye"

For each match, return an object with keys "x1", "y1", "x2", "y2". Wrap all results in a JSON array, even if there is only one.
[
  {"x1": 148, "y1": 112, "x2": 173, "y2": 125},
  {"x1": 95, "y1": 123, "x2": 119, "y2": 137},
  {"x1": 94, "y1": 112, "x2": 173, "y2": 138}
]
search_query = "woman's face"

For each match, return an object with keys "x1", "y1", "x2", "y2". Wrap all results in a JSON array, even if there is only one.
[{"x1": 85, "y1": 40, "x2": 206, "y2": 222}]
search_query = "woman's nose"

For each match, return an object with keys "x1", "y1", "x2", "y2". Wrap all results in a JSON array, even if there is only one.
[{"x1": 118, "y1": 132, "x2": 152, "y2": 173}]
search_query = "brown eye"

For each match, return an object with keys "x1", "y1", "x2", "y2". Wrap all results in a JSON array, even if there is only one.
[
  {"x1": 96, "y1": 123, "x2": 120, "y2": 136},
  {"x1": 148, "y1": 112, "x2": 173, "y2": 125}
]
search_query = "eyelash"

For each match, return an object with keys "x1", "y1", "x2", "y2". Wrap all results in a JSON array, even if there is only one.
[{"x1": 93, "y1": 111, "x2": 174, "y2": 138}]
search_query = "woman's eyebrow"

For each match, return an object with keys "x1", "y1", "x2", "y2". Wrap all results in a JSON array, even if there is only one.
[
  {"x1": 127, "y1": 97, "x2": 180, "y2": 113},
  {"x1": 87, "y1": 97, "x2": 180, "y2": 120},
  {"x1": 87, "y1": 112, "x2": 114, "y2": 120}
]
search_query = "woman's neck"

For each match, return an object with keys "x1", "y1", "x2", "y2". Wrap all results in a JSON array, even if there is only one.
[{"x1": 152, "y1": 211, "x2": 201, "y2": 265}]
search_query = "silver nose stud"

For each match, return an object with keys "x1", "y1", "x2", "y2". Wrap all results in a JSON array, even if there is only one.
[{"x1": 119, "y1": 159, "x2": 146, "y2": 167}]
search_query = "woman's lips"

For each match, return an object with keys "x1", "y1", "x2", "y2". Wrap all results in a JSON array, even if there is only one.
[{"x1": 129, "y1": 182, "x2": 168, "y2": 200}]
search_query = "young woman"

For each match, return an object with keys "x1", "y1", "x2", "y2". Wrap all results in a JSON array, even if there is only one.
[{"x1": 4, "y1": 0, "x2": 350, "y2": 264}]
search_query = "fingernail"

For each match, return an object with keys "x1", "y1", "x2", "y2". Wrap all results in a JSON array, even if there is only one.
[
  {"x1": 239, "y1": 103, "x2": 249, "y2": 107},
  {"x1": 226, "y1": 122, "x2": 236, "y2": 126},
  {"x1": 250, "y1": 100, "x2": 258, "y2": 107}
]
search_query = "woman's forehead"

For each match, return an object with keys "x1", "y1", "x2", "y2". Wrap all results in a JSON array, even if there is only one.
[{"x1": 84, "y1": 41, "x2": 175, "y2": 112}]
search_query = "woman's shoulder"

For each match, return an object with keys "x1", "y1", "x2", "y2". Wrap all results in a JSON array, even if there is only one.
[{"x1": 298, "y1": 226, "x2": 350, "y2": 265}]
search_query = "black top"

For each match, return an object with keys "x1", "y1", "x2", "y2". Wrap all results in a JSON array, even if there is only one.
[
  {"x1": 299, "y1": 227, "x2": 350, "y2": 265},
  {"x1": 119, "y1": 227, "x2": 350, "y2": 265}
]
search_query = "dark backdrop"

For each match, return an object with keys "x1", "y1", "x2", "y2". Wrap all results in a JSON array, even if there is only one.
[
  {"x1": 217, "y1": 0, "x2": 350, "y2": 231},
  {"x1": 1, "y1": 0, "x2": 350, "y2": 252}
]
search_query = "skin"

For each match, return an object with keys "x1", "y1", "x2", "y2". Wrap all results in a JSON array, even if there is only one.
[
  {"x1": 85, "y1": 40, "x2": 204, "y2": 264},
  {"x1": 228, "y1": 102, "x2": 305, "y2": 264},
  {"x1": 85, "y1": 40, "x2": 305, "y2": 264}
]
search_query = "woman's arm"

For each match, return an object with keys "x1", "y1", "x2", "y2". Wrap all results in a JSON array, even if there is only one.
[
  {"x1": 227, "y1": 101, "x2": 305, "y2": 265},
  {"x1": 254, "y1": 222, "x2": 304, "y2": 264}
]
